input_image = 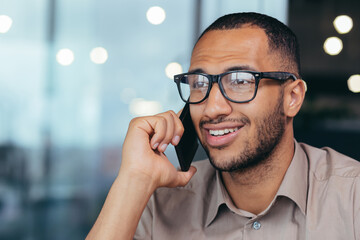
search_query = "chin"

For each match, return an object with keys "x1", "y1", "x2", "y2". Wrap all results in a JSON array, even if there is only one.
[
  {"x1": 205, "y1": 148, "x2": 247, "y2": 172},
  {"x1": 204, "y1": 133, "x2": 282, "y2": 173}
]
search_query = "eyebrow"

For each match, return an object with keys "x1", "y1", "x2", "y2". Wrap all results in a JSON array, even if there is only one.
[
  {"x1": 188, "y1": 65, "x2": 258, "y2": 74},
  {"x1": 226, "y1": 65, "x2": 258, "y2": 72}
]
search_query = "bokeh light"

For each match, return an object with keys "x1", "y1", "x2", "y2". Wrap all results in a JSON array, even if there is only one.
[
  {"x1": 90, "y1": 47, "x2": 108, "y2": 64},
  {"x1": 165, "y1": 62, "x2": 183, "y2": 79},
  {"x1": 56, "y1": 48, "x2": 75, "y2": 66},
  {"x1": 146, "y1": 6, "x2": 166, "y2": 25},
  {"x1": 0, "y1": 15, "x2": 13, "y2": 33},
  {"x1": 129, "y1": 98, "x2": 162, "y2": 116},
  {"x1": 333, "y1": 15, "x2": 353, "y2": 34},
  {"x1": 323, "y1": 37, "x2": 343, "y2": 55},
  {"x1": 347, "y1": 74, "x2": 360, "y2": 93}
]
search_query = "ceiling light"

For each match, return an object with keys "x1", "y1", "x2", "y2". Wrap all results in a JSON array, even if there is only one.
[
  {"x1": 333, "y1": 15, "x2": 353, "y2": 34},
  {"x1": 129, "y1": 98, "x2": 162, "y2": 116},
  {"x1": 90, "y1": 47, "x2": 108, "y2": 64},
  {"x1": 146, "y1": 6, "x2": 166, "y2": 25},
  {"x1": 347, "y1": 74, "x2": 360, "y2": 93},
  {"x1": 0, "y1": 15, "x2": 13, "y2": 33},
  {"x1": 323, "y1": 37, "x2": 343, "y2": 56},
  {"x1": 56, "y1": 48, "x2": 75, "y2": 66},
  {"x1": 165, "y1": 62, "x2": 183, "y2": 79}
]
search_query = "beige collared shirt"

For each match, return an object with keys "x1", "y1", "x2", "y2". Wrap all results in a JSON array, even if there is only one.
[{"x1": 135, "y1": 141, "x2": 360, "y2": 239}]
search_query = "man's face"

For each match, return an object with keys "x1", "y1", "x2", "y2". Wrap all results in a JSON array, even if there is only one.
[{"x1": 189, "y1": 27, "x2": 287, "y2": 172}]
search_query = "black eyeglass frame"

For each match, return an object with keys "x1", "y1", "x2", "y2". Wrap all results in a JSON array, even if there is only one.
[{"x1": 174, "y1": 70, "x2": 297, "y2": 104}]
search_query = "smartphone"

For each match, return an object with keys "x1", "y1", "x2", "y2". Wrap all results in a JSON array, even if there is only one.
[{"x1": 175, "y1": 102, "x2": 199, "y2": 171}]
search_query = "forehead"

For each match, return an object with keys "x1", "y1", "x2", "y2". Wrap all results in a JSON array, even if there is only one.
[{"x1": 190, "y1": 27, "x2": 277, "y2": 73}]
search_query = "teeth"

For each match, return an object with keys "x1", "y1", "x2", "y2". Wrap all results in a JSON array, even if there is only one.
[{"x1": 209, "y1": 127, "x2": 239, "y2": 136}]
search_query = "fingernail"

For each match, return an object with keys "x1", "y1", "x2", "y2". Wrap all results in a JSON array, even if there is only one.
[
  {"x1": 160, "y1": 143, "x2": 168, "y2": 152},
  {"x1": 173, "y1": 135, "x2": 180, "y2": 145},
  {"x1": 152, "y1": 143, "x2": 159, "y2": 149}
]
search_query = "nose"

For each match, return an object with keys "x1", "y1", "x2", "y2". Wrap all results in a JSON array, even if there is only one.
[{"x1": 202, "y1": 83, "x2": 232, "y2": 119}]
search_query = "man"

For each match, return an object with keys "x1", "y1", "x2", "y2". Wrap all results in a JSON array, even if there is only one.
[{"x1": 87, "y1": 12, "x2": 360, "y2": 239}]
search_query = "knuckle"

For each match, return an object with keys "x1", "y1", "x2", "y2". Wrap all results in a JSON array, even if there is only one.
[
  {"x1": 165, "y1": 133, "x2": 173, "y2": 141},
  {"x1": 160, "y1": 110, "x2": 175, "y2": 120},
  {"x1": 168, "y1": 110, "x2": 176, "y2": 116},
  {"x1": 129, "y1": 117, "x2": 140, "y2": 126},
  {"x1": 176, "y1": 117, "x2": 184, "y2": 130},
  {"x1": 178, "y1": 123, "x2": 185, "y2": 133},
  {"x1": 158, "y1": 116, "x2": 167, "y2": 125}
]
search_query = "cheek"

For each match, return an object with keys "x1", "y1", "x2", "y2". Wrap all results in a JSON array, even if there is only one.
[
  {"x1": 239, "y1": 94, "x2": 278, "y2": 129},
  {"x1": 251, "y1": 86, "x2": 281, "y2": 113}
]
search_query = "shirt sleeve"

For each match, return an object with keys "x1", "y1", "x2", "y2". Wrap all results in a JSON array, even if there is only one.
[{"x1": 134, "y1": 203, "x2": 153, "y2": 239}]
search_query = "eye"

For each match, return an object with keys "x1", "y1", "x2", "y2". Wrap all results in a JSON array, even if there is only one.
[
  {"x1": 189, "y1": 75, "x2": 209, "y2": 89},
  {"x1": 231, "y1": 79, "x2": 251, "y2": 85},
  {"x1": 222, "y1": 72, "x2": 255, "y2": 90},
  {"x1": 192, "y1": 81, "x2": 208, "y2": 88},
  {"x1": 228, "y1": 73, "x2": 254, "y2": 86}
]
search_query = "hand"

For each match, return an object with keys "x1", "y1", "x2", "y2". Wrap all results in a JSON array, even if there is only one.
[
  {"x1": 86, "y1": 110, "x2": 197, "y2": 240},
  {"x1": 120, "y1": 110, "x2": 197, "y2": 190}
]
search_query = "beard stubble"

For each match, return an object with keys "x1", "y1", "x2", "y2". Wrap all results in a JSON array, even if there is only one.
[{"x1": 202, "y1": 90, "x2": 286, "y2": 173}]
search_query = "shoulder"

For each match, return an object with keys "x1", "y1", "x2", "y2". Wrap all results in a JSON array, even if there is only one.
[
  {"x1": 299, "y1": 142, "x2": 360, "y2": 181},
  {"x1": 301, "y1": 143, "x2": 360, "y2": 236},
  {"x1": 301, "y1": 142, "x2": 360, "y2": 215}
]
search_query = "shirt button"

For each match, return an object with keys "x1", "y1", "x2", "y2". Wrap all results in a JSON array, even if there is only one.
[{"x1": 252, "y1": 221, "x2": 261, "y2": 230}]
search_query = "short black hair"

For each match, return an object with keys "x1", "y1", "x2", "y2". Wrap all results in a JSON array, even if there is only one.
[{"x1": 196, "y1": 12, "x2": 301, "y2": 75}]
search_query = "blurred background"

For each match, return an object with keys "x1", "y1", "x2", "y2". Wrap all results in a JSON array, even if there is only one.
[{"x1": 0, "y1": 0, "x2": 359, "y2": 239}]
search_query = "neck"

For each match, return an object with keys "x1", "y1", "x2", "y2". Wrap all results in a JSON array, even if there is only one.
[{"x1": 221, "y1": 134, "x2": 294, "y2": 215}]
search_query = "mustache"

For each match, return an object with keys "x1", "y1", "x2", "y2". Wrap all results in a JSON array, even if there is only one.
[{"x1": 199, "y1": 116, "x2": 250, "y2": 127}]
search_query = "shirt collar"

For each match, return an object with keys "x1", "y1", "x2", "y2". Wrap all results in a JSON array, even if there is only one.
[
  {"x1": 276, "y1": 140, "x2": 308, "y2": 215},
  {"x1": 205, "y1": 169, "x2": 226, "y2": 227},
  {"x1": 205, "y1": 140, "x2": 309, "y2": 226}
]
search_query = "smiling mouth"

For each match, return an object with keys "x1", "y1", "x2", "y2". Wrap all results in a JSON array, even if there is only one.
[{"x1": 209, "y1": 127, "x2": 240, "y2": 136}]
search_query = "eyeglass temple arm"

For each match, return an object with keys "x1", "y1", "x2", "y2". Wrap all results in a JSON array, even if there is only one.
[{"x1": 261, "y1": 72, "x2": 298, "y2": 81}]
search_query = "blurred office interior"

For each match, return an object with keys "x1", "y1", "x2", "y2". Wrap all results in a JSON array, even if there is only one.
[{"x1": 0, "y1": 0, "x2": 359, "y2": 239}]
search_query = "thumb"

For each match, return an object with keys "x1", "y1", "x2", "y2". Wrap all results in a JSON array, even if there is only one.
[
  {"x1": 176, "y1": 108, "x2": 183, "y2": 118},
  {"x1": 174, "y1": 166, "x2": 197, "y2": 187}
]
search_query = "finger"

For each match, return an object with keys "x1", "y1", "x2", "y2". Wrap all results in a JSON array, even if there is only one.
[
  {"x1": 156, "y1": 112, "x2": 175, "y2": 152},
  {"x1": 176, "y1": 108, "x2": 183, "y2": 117},
  {"x1": 168, "y1": 110, "x2": 184, "y2": 146},
  {"x1": 148, "y1": 116, "x2": 167, "y2": 150},
  {"x1": 174, "y1": 166, "x2": 197, "y2": 187},
  {"x1": 150, "y1": 112, "x2": 177, "y2": 152}
]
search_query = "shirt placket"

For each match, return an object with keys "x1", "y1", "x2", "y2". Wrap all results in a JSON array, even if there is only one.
[{"x1": 243, "y1": 217, "x2": 264, "y2": 239}]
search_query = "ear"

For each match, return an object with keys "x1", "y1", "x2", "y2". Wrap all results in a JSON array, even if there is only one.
[{"x1": 284, "y1": 79, "x2": 306, "y2": 117}]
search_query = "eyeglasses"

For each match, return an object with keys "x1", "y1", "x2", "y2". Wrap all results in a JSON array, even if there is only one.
[{"x1": 174, "y1": 70, "x2": 297, "y2": 104}]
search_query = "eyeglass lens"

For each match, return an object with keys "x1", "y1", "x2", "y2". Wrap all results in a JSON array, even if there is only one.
[{"x1": 179, "y1": 72, "x2": 256, "y2": 103}]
